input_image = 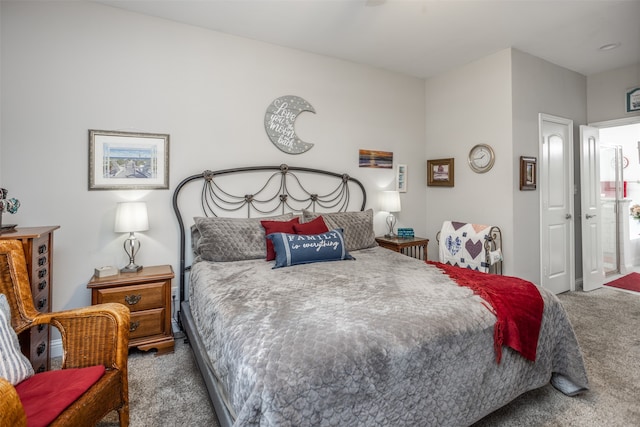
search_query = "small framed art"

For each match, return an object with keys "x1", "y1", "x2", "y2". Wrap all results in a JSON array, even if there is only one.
[
  {"x1": 626, "y1": 87, "x2": 640, "y2": 113},
  {"x1": 359, "y1": 149, "x2": 393, "y2": 168},
  {"x1": 520, "y1": 156, "x2": 537, "y2": 190},
  {"x1": 396, "y1": 164, "x2": 407, "y2": 192},
  {"x1": 427, "y1": 158, "x2": 454, "y2": 187},
  {"x1": 89, "y1": 130, "x2": 170, "y2": 190}
]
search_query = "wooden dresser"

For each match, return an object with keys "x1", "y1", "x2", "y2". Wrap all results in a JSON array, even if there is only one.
[{"x1": 0, "y1": 226, "x2": 60, "y2": 372}]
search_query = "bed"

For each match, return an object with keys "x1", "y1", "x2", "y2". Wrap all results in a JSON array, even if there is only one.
[{"x1": 172, "y1": 164, "x2": 588, "y2": 427}]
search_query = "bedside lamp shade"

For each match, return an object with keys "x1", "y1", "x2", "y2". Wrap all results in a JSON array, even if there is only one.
[
  {"x1": 380, "y1": 191, "x2": 401, "y2": 213},
  {"x1": 380, "y1": 191, "x2": 401, "y2": 237},
  {"x1": 115, "y1": 202, "x2": 149, "y2": 273},
  {"x1": 114, "y1": 202, "x2": 149, "y2": 233}
]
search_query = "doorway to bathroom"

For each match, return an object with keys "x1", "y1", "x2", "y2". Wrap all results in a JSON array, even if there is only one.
[{"x1": 598, "y1": 121, "x2": 640, "y2": 277}]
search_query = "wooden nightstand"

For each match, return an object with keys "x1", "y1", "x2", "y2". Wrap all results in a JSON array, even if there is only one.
[
  {"x1": 87, "y1": 265, "x2": 175, "y2": 355},
  {"x1": 375, "y1": 236, "x2": 429, "y2": 261}
]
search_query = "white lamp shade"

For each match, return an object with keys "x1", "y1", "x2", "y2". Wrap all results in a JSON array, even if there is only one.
[
  {"x1": 380, "y1": 191, "x2": 401, "y2": 213},
  {"x1": 114, "y1": 202, "x2": 149, "y2": 233}
]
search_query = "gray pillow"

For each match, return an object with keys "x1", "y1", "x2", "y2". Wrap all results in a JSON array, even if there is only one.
[
  {"x1": 302, "y1": 209, "x2": 377, "y2": 251},
  {"x1": 0, "y1": 294, "x2": 34, "y2": 385},
  {"x1": 194, "y1": 214, "x2": 294, "y2": 262}
]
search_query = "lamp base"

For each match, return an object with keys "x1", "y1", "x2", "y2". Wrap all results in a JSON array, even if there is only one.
[
  {"x1": 386, "y1": 214, "x2": 397, "y2": 238},
  {"x1": 120, "y1": 264, "x2": 143, "y2": 273}
]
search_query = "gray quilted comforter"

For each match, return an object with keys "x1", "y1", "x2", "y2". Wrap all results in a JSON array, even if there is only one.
[{"x1": 189, "y1": 246, "x2": 588, "y2": 426}]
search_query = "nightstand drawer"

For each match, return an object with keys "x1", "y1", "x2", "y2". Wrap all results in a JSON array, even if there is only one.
[
  {"x1": 129, "y1": 308, "x2": 165, "y2": 339},
  {"x1": 95, "y1": 281, "x2": 167, "y2": 312}
]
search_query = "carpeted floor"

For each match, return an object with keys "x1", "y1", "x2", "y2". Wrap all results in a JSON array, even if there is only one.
[
  {"x1": 473, "y1": 286, "x2": 640, "y2": 426},
  {"x1": 95, "y1": 287, "x2": 640, "y2": 426},
  {"x1": 96, "y1": 332, "x2": 218, "y2": 426},
  {"x1": 605, "y1": 272, "x2": 640, "y2": 293}
]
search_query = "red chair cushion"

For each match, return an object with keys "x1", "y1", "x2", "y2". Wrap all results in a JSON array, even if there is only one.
[
  {"x1": 261, "y1": 217, "x2": 300, "y2": 261},
  {"x1": 15, "y1": 365, "x2": 106, "y2": 427}
]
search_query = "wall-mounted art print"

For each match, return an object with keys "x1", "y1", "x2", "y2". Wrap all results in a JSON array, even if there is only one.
[
  {"x1": 427, "y1": 158, "x2": 454, "y2": 187},
  {"x1": 88, "y1": 129, "x2": 169, "y2": 190},
  {"x1": 396, "y1": 164, "x2": 407, "y2": 192},
  {"x1": 359, "y1": 149, "x2": 393, "y2": 168},
  {"x1": 264, "y1": 95, "x2": 316, "y2": 154},
  {"x1": 520, "y1": 156, "x2": 537, "y2": 191},
  {"x1": 626, "y1": 87, "x2": 640, "y2": 113}
]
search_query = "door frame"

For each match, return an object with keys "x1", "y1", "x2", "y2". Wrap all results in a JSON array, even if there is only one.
[{"x1": 590, "y1": 115, "x2": 640, "y2": 277}]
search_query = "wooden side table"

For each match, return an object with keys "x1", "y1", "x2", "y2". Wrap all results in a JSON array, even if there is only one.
[
  {"x1": 87, "y1": 265, "x2": 175, "y2": 355},
  {"x1": 375, "y1": 236, "x2": 429, "y2": 261}
]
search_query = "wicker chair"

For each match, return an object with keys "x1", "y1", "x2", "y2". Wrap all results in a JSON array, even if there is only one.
[{"x1": 0, "y1": 239, "x2": 130, "y2": 426}]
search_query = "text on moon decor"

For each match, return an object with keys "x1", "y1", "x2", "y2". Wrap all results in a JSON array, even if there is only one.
[{"x1": 264, "y1": 95, "x2": 316, "y2": 154}]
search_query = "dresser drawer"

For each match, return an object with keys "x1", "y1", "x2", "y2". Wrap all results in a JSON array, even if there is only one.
[
  {"x1": 33, "y1": 275, "x2": 49, "y2": 296},
  {"x1": 32, "y1": 291, "x2": 49, "y2": 312},
  {"x1": 95, "y1": 281, "x2": 167, "y2": 312},
  {"x1": 129, "y1": 308, "x2": 165, "y2": 339},
  {"x1": 18, "y1": 323, "x2": 49, "y2": 373},
  {"x1": 29, "y1": 338, "x2": 48, "y2": 373}
]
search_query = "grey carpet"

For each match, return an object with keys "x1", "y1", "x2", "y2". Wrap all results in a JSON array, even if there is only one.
[
  {"x1": 96, "y1": 333, "x2": 218, "y2": 426},
  {"x1": 96, "y1": 287, "x2": 639, "y2": 426}
]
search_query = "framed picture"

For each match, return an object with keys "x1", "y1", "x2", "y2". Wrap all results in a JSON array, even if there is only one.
[
  {"x1": 426, "y1": 158, "x2": 454, "y2": 187},
  {"x1": 89, "y1": 130, "x2": 169, "y2": 190},
  {"x1": 359, "y1": 149, "x2": 393, "y2": 168},
  {"x1": 520, "y1": 156, "x2": 537, "y2": 190},
  {"x1": 626, "y1": 87, "x2": 640, "y2": 113},
  {"x1": 396, "y1": 164, "x2": 407, "y2": 192}
]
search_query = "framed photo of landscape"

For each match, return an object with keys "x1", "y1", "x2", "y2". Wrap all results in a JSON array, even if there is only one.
[{"x1": 89, "y1": 130, "x2": 169, "y2": 190}]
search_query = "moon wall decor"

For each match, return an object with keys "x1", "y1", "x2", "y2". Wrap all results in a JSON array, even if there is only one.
[{"x1": 264, "y1": 95, "x2": 315, "y2": 154}]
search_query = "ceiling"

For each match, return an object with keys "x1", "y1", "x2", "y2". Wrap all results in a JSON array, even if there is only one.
[{"x1": 96, "y1": 0, "x2": 640, "y2": 79}]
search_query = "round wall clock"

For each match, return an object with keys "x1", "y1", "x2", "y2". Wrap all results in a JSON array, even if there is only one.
[{"x1": 468, "y1": 144, "x2": 495, "y2": 173}]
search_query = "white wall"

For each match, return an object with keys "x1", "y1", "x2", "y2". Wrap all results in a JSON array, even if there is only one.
[
  {"x1": 511, "y1": 49, "x2": 587, "y2": 283},
  {"x1": 424, "y1": 49, "x2": 514, "y2": 271},
  {"x1": 424, "y1": 49, "x2": 587, "y2": 284},
  {"x1": 587, "y1": 63, "x2": 640, "y2": 124},
  {"x1": 0, "y1": 1, "x2": 426, "y2": 311}
]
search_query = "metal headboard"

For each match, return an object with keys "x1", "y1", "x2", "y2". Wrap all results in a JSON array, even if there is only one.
[{"x1": 171, "y1": 164, "x2": 367, "y2": 304}]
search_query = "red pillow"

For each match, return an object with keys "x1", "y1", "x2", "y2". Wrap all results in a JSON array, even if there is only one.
[
  {"x1": 261, "y1": 217, "x2": 300, "y2": 261},
  {"x1": 15, "y1": 365, "x2": 105, "y2": 427},
  {"x1": 294, "y1": 216, "x2": 329, "y2": 235}
]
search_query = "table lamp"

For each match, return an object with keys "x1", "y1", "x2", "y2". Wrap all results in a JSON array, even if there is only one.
[
  {"x1": 380, "y1": 190, "x2": 401, "y2": 237},
  {"x1": 114, "y1": 201, "x2": 149, "y2": 273}
]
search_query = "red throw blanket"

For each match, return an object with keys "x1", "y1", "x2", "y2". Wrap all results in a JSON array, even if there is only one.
[{"x1": 428, "y1": 261, "x2": 544, "y2": 363}]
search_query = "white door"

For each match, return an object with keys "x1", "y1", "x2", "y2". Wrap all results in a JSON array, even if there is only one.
[
  {"x1": 580, "y1": 125, "x2": 605, "y2": 291},
  {"x1": 539, "y1": 114, "x2": 574, "y2": 294}
]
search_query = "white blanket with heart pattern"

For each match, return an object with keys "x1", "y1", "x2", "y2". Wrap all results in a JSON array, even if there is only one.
[{"x1": 439, "y1": 220, "x2": 492, "y2": 272}]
